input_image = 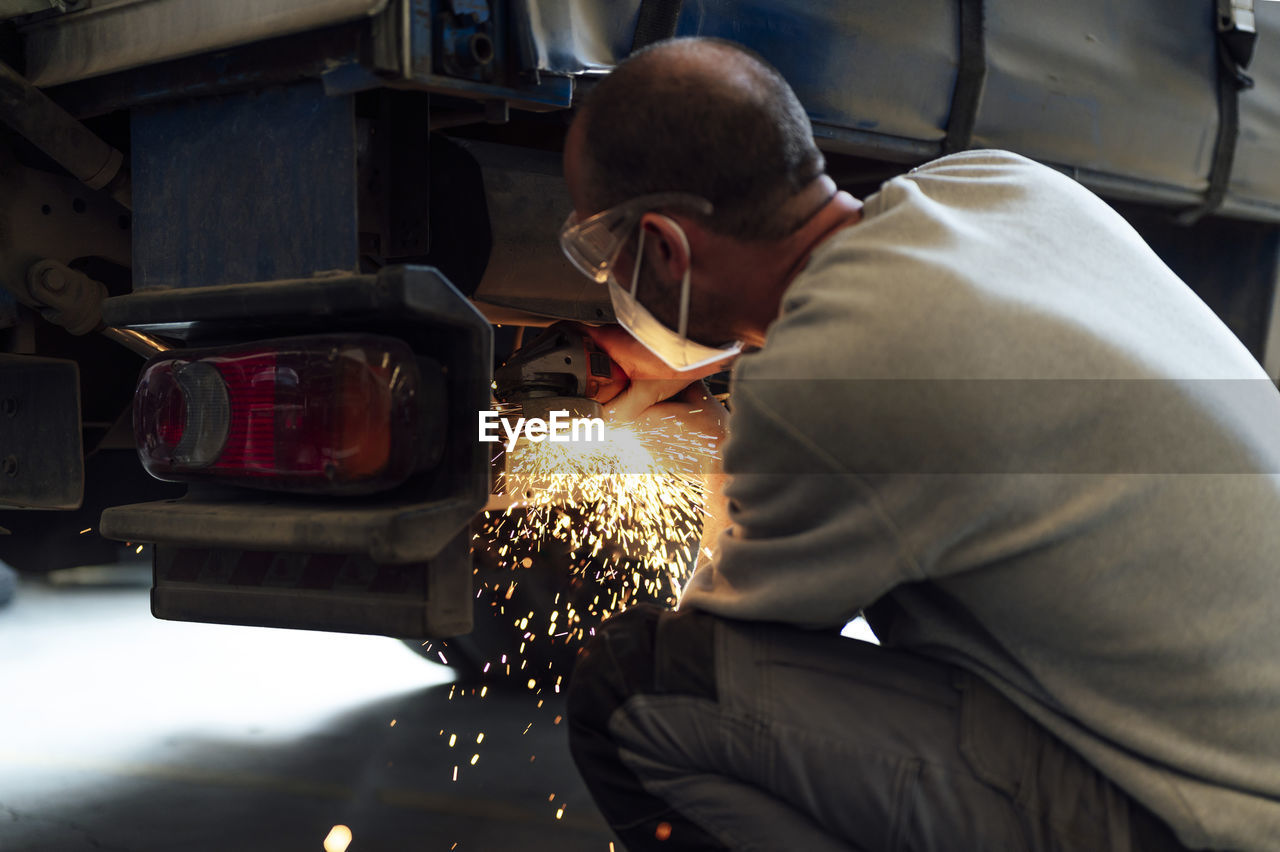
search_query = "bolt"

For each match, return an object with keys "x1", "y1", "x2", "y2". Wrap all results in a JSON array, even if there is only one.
[
  {"x1": 39, "y1": 267, "x2": 68, "y2": 293},
  {"x1": 469, "y1": 32, "x2": 495, "y2": 65},
  {"x1": 0, "y1": 398, "x2": 15, "y2": 417},
  {"x1": 2, "y1": 456, "x2": 17, "y2": 477}
]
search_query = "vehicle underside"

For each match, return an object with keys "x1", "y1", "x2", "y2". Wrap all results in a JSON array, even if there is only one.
[{"x1": 2, "y1": 1, "x2": 1279, "y2": 665}]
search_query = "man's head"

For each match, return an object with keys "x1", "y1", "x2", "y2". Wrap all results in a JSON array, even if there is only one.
[
  {"x1": 563, "y1": 37, "x2": 859, "y2": 351},
  {"x1": 569, "y1": 38, "x2": 824, "y2": 241}
]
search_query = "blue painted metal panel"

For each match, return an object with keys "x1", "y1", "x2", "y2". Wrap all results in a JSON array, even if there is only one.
[
  {"x1": 405, "y1": 0, "x2": 573, "y2": 108},
  {"x1": 131, "y1": 80, "x2": 359, "y2": 290},
  {"x1": 686, "y1": 0, "x2": 957, "y2": 148}
]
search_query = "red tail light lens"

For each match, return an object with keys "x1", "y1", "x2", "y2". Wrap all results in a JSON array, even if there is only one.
[{"x1": 134, "y1": 335, "x2": 444, "y2": 495}]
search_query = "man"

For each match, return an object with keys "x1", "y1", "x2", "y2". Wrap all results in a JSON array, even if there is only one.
[{"x1": 560, "y1": 37, "x2": 1280, "y2": 851}]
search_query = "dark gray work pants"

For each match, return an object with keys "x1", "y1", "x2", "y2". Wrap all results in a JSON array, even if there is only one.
[{"x1": 567, "y1": 605, "x2": 1189, "y2": 852}]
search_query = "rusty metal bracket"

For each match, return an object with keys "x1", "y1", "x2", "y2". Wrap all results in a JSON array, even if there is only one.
[
  {"x1": 24, "y1": 258, "x2": 107, "y2": 335},
  {"x1": 0, "y1": 144, "x2": 131, "y2": 333}
]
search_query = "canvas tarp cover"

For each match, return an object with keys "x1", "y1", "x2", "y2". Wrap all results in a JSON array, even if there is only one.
[{"x1": 516, "y1": 0, "x2": 1280, "y2": 222}]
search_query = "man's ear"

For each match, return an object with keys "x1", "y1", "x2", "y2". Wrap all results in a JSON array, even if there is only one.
[{"x1": 638, "y1": 212, "x2": 691, "y2": 285}]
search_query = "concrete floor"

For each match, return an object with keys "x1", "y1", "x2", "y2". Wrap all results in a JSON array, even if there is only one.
[{"x1": 0, "y1": 566, "x2": 615, "y2": 852}]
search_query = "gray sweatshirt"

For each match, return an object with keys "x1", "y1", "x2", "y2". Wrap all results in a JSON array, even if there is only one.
[{"x1": 680, "y1": 150, "x2": 1280, "y2": 850}]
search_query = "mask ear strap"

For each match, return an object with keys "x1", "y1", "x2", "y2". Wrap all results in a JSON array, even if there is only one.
[
  {"x1": 630, "y1": 226, "x2": 646, "y2": 298},
  {"x1": 659, "y1": 216, "x2": 693, "y2": 339},
  {"x1": 676, "y1": 266, "x2": 691, "y2": 339}
]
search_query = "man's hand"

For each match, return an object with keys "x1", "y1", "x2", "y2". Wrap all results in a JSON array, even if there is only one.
[
  {"x1": 579, "y1": 324, "x2": 735, "y2": 422},
  {"x1": 579, "y1": 334, "x2": 732, "y2": 573},
  {"x1": 629, "y1": 381, "x2": 732, "y2": 574},
  {"x1": 634, "y1": 381, "x2": 729, "y2": 457}
]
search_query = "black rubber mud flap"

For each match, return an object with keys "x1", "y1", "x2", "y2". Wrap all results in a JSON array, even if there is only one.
[
  {"x1": 151, "y1": 531, "x2": 473, "y2": 639},
  {"x1": 0, "y1": 354, "x2": 83, "y2": 510}
]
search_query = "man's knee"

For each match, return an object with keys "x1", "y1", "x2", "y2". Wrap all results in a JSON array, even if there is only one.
[
  {"x1": 567, "y1": 604, "x2": 720, "y2": 771},
  {"x1": 569, "y1": 604, "x2": 718, "y2": 725},
  {"x1": 567, "y1": 605, "x2": 731, "y2": 852},
  {"x1": 567, "y1": 603, "x2": 664, "y2": 738}
]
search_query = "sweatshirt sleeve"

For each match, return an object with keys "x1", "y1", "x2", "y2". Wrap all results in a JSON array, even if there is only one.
[{"x1": 677, "y1": 378, "x2": 925, "y2": 629}]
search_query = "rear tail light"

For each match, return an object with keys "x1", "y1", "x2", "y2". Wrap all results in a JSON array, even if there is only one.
[{"x1": 134, "y1": 334, "x2": 445, "y2": 495}]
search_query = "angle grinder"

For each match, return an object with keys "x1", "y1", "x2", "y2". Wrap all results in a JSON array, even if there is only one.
[{"x1": 494, "y1": 323, "x2": 627, "y2": 421}]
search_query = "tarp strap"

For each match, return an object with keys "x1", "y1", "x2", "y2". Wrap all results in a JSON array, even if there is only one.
[
  {"x1": 631, "y1": 0, "x2": 683, "y2": 54},
  {"x1": 1179, "y1": 3, "x2": 1257, "y2": 225},
  {"x1": 942, "y1": 0, "x2": 987, "y2": 155}
]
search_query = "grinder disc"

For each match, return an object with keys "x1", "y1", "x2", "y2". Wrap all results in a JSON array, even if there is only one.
[{"x1": 517, "y1": 395, "x2": 604, "y2": 422}]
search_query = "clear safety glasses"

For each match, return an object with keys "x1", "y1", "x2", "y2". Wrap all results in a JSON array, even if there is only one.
[{"x1": 558, "y1": 192, "x2": 714, "y2": 284}]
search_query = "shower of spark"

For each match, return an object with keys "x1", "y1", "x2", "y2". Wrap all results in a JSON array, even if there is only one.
[
  {"x1": 470, "y1": 412, "x2": 718, "y2": 665},
  {"x1": 428, "y1": 406, "x2": 720, "y2": 813},
  {"x1": 502, "y1": 418, "x2": 710, "y2": 556}
]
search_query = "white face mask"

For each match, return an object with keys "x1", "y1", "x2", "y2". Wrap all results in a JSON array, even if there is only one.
[{"x1": 608, "y1": 216, "x2": 743, "y2": 372}]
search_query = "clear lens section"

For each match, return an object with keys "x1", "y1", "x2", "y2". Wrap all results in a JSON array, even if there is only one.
[
  {"x1": 134, "y1": 334, "x2": 439, "y2": 495},
  {"x1": 558, "y1": 192, "x2": 714, "y2": 283},
  {"x1": 559, "y1": 210, "x2": 630, "y2": 283}
]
